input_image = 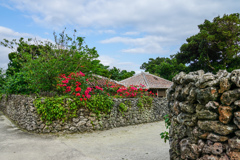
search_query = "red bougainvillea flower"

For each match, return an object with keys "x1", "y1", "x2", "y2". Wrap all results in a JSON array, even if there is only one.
[
  {"x1": 76, "y1": 93, "x2": 81, "y2": 96},
  {"x1": 95, "y1": 86, "x2": 103, "y2": 91},
  {"x1": 72, "y1": 92, "x2": 76, "y2": 95},
  {"x1": 65, "y1": 86, "x2": 71, "y2": 93},
  {"x1": 75, "y1": 87, "x2": 81, "y2": 92},
  {"x1": 62, "y1": 80, "x2": 69, "y2": 83},
  {"x1": 86, "y1": 94, "x2": 91, "y2": 99},
  {"x1": 86, "y1": 79, "x2": 88, "y2": 81},
  {"x1": 84, "y1": 98, "x2": 87, "y2": 101},
  {"x1": 130, "y1": 87, "x2": 137, "y2": 91},
  {"x1": 60, "y1": 74, "x2": 66, "y2": 78},
  {"x1": 76, "y1": 81, "x2": 81, "y2": 86},
  {"x1": 79, "y1": 71, "x2": 85, "y2": 76},
  {"x1": 86, "y1": 87, "x2": 92, "y2": 91},
  {"x1": 80, "y1": 98, "x2": 83, "y2": 101}
]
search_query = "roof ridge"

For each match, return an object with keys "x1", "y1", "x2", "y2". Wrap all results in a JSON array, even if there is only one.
[
  {"x1": 119, "y1": 72, "x2": 143, "y2": 83},
  {"x1": 144, "y1": 72, "x2": 173, "y2": 83},
  {"x1": 141, "y1": 72, "x2": 149, "y2": 88},
  {"x1": 92, "y1": 74, "x2": 126, "y2": 86}
]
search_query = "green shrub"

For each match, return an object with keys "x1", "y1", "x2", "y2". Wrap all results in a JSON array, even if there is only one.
[
  {"x1": 160, "y1": 114, "x2": 171, "y2": 143},
  {"x1": 2, "y1": 71, "x2": 35, "y2": 94},
  {"x1": 137, "y1": 95, "x2": 153, "y2": 111}
]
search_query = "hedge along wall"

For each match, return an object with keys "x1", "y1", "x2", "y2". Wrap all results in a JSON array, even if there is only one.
[
  {"x1": 167, "y1": 69, "x2": 240, "y2": 160},
  {"x1": 0, "y1": 95, "x2": 168, "y2": 133}
]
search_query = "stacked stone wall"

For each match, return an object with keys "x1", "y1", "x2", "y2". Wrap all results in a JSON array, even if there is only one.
[
  {"x1": 168, "y1": 69, "x2": 240, "y2": 160},
  {"x1": 0, "y1": 95, "x2": 168, "y2": 134}
]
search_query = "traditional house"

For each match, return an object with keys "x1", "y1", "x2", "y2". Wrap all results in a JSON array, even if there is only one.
[
  {"x1": 119, "y1": 72, "x2": 173, "y2": 97},
  {"x1": 87, "y1": 74, "x2": 124, "y2": 88}
]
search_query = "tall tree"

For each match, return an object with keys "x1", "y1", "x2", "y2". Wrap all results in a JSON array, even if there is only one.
[
  {"x1": 1, "y1": 30, "x2": 136, "y2": 93},
  {"x1": 140, "y1": 57, "x2": 187, "y2": 81},
  {"x1": 174, "y1": 13, "x2": 240, "y2": 73},
  {"x1": 107, "y1": 67, "x2": 135, "y2": 81}
]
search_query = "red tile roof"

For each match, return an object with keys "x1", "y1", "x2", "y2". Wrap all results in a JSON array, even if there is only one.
[
  {"x1": 87, "y1": 75, "x2": 125, "y2": 88},
  {"x1": 119, "y1": 72, "x2": 173, "y2": 89}
]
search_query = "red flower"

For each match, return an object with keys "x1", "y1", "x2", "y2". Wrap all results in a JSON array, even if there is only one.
[
  {"x1": 76, "y1": 93, "x2": 81, "y2": 96},
  {"x1": 62, "y1": 80, "x2": 69, "y2": 83},
  {"x1": 96, "y1": 86, "x2": 103, "y2": 91},
  {"x1": 79, "y1": 71, "x2": 85, "y2": 76},
  {"x1": 84, "y1": 98, "x2": 87, "y2": 101},
  {"x1": 80, "y1": 98, "x2": 83, "y2": 101},
  {"x1": 75, "y1": 87, "x2": 81, "y2": 92},
  {"x1": 76, "y1": 81, "x2": 81, "y2": 85}
]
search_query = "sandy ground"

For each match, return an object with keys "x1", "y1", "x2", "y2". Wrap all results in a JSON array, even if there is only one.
[{"x1": 0, "y1": 111, "x2": 170, "y2": 160}]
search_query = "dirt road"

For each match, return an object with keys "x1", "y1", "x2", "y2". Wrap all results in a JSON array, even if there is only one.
[{"x1": 0, "y1": 111, "x2": 170, "y2": 160}]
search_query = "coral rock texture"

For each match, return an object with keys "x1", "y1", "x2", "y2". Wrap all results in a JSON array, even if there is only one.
[{"x1": 168, "y1": 69, "x2": 240, "y2": 160}]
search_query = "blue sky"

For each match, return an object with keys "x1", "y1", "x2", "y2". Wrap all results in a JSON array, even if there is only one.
[{"x1": 0, "y1": 0, "x2": 240, "y2": 74}]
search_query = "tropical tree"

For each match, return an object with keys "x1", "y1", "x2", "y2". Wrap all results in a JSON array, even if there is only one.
[
  {"x1": 0, "y1": 30, "x2": 135, "y2": 94},
  {"x1": 140, "y1": 57, "x2": 187, "y2": 81},
  {"x1": 108, "y1": 67, "x2": 135, "y2": 81},
  {"x1": 174, "y1": 13, "x2": 240, "y2": 73}
]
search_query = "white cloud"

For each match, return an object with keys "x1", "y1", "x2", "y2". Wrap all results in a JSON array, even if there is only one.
[
  {"x1": 100, "y1": 35, "x2": 174, "y2": 54},
  {"x1": 98, "y1": 55, "x2": 140, "y2": 73},
  {"x1": 2, "y1": 0, "x2": 240, "y2": 60},
  {"x1": 123, "y1": 32, "x2": 140, "y2": 36},
  {"x1": 0, "y1": 26, "x2": 32, "y2": 39},
  {"x1": 0, "y1": 26, "x2": 32, "y2": 69},
  {"x1": 4, "y1": 0, "x2": 239, "y2": 34},
  {"x1": 98, "y1": 30, "x2": 116, "y2": 34},
  {"x1": 0, "y1": 26, "x2": 53, "y2": 69},
  {"x1": 98, "y1": 55, "x2": 116, "y2": 66},
  {"x1": 0, "y1": 47, "x2": 11, "y2": 69}
]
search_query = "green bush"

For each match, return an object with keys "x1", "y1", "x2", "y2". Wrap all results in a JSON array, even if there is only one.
[
  {"x1": 34, "y1": 94, "x2": 113, "y2": 124},
  {"x1": 160, "y1": 114, "x2": 171, "y2": 143},
  {"x1": 2, "y1": 71, "x2": 34, "y2": 94}
]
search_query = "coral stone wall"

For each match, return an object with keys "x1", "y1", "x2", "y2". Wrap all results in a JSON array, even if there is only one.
[
  {"x1": 0, "y1": 95, "x2": 168, "y2": 133},
  {"x1": 167, "y1": 69, "x2": 240, "y2": 160}
]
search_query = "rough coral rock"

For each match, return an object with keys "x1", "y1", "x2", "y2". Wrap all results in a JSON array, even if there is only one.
[
  {"x1": 233, "y1": 112, "x2": 240, "y2": 129},
  {"x1": 177, "y1": 112, "x2": 197, "y2": 127},
  {"x1": 218, "y1": 106, "x2": 233, "y2": 124},
  {"x1": 168, "y1": 70, "x2": 240, "y2": 160},
  {"x1": 220, "y1": 89, "x2": 240, "y2": 105},
  {"x1": 230, "y1": 69, "x2": 240, "y2": 87},
  {"x1": 227, "y1": 151, "x2": 240, "y2": 160},
  {"x1": 196, "y1": 87, "x2": 218, "y2": 105},
  {"x1": 219, "y1": 77, "x2": 231, "y2": 93},
  {"x1": 207, "y1": 133, "x2": 229, "y2": 142},
  {"x1": 197, "y1": 110, "x2": 218, "y2": 120},
  {"x1": 198, "y1": 121, "x2": 237, "y2": 136},
  {"x1": 228, "y1": 137, "x2": 240, "y2": 150}
]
